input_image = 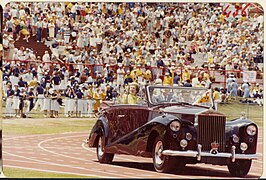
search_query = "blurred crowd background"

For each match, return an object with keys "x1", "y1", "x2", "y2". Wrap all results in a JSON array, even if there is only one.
[{"x1": 1, "y1": 2, "x2": 264, "y2": 118}]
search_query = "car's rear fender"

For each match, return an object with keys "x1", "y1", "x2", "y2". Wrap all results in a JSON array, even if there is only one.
[{"x1": 89, "y1": 117, "x2": 109, "y2": 147}]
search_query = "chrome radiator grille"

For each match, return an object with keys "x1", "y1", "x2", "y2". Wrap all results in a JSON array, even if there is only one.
[{"x1": 197, "y1": 115, "x2": 226, "y2": 152}]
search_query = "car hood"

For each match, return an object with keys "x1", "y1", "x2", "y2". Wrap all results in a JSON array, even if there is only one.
[{"x1": 159, "y1": 105, "x2": 209, "y2": 115}]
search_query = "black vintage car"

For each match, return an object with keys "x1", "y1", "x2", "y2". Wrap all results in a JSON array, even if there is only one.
[{"x1": 86, "y1": 85, "x2": 258, "y2": 177}]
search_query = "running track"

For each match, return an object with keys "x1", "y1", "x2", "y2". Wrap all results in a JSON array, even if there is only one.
[{"x1": 3, "y1": 129, "x2": 263, "y2": 178}]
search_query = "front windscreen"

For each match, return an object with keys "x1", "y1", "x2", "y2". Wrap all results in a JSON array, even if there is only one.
[{"x1": 147, "y1": 86, "x2": 211, "y2": 107}]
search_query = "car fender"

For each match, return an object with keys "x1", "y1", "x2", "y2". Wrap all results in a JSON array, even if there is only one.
[
  {"x1": 149, "y1": 114, "x2": 180, "y2": 126},
  {"x1": 225, "y1": 118, "x2": 257, "y2": 138},
  {"x1": 88, "y1": 116, "x2": 109, "y2": 147},
  {"x1": 144, "y1": 114, "x2": 181, "y2": 154},
  {"x1": 225, "y1": 118, "x2": 258, "y2": 153}
]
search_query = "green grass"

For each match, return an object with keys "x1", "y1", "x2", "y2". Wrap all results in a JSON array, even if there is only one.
[
  {"x1": 3, "y1": 118, "x2": 97, "y2": 135},
  {"x1": 218, "y1": 101, "x2": 263, "y2": 127},
  {"x1": 3, "y1": 167, "x2": 91, "y2": 178}
]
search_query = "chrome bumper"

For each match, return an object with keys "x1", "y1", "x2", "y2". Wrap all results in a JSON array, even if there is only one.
[{"x1": 162, "y1": 145, "x2": 257, "y2": 162}]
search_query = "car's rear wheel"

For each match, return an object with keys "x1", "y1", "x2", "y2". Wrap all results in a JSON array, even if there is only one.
[
  {"x1": 96, "y1": 136, "x2": 114, "y2": 163},
  {"x1": 152, "y1": 136, "x2": 175, "y2": 173},
  {"x1": 227, "y1": 159, "x2": 252, "y2": 177}
]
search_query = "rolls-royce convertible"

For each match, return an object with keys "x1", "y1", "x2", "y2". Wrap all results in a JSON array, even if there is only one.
[{"x1": 85, "y1": 85, "x2": 258, "y2": 177}]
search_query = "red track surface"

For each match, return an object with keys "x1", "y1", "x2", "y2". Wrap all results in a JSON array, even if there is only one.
[{"x1": 3, "y1": 129, "x2": 263, "y2": 178}]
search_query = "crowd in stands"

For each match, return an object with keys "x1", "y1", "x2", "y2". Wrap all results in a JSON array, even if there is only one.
[{"x1": 2, "y1": 2, "x2": 264, "y2": 117}]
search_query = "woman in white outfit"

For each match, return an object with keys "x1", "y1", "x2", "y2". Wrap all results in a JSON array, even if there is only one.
[
  {"x1": 51, "y1": 89, "x2": 60, "y2": 118},
  {"x1": 43, "y1": 86, "x2": 51, "y2": 117},
  {"x1": 81, "y1": 86, "x2": 88, "y2": 117},
  {"x1": 6, "y1": 84, "x2": 14, "y2": 117},
  {"x1": 12, "y1": 84, "x2": 20, "y2": 117},
  {"x1": 66, "y1": 87, "x2": 76, "y2": 117},
  {"x1": 116, "y1": 63, "x2": 125, "y2": 87},
  {"x1": 48, "y1": 19, "x2": 55, "y2": 40}
]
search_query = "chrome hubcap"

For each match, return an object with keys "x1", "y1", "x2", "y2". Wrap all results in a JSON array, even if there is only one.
[
  {"x1": 98, "y1": 137, "x2": 104, "y2": 157},
  {"x1": 154, "y1": 141, "x2": 164, "y2": 165}
]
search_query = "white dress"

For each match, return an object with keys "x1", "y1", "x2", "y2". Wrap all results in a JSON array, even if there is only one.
[
  {"x1": 43, "y1": 92, "x2": 51, "y2": 111},
  {"x1": 12, "y1": 90, "x2": 20, "y2": 110},
  {"x1": 48, "y1": 22, "x2": 55, "y2": 38},
  {"x1": 77, "y1": 34, "x2": 84, "y2": 48},
  {"x1": 117, "y1": 68, "x2": 125, "y2": 86}
]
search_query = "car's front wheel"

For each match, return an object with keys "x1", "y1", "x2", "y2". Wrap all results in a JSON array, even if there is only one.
[
  {"x1": 152, "y1": 136, "x2": 175, "y2": 173},
  {"x1": 227, "y1": 159, "x2": 252, "y2": 177},
  {"x1": 96, "y1": 136, "x2": 114, "y2": 163}
]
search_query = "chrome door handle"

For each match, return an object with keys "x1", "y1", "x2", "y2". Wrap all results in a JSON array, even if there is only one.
[{"x1": 118, "y1": 115, "x2": 125, "y2": 118}]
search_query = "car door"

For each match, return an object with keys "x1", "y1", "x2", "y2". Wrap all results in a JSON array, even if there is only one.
[
  {"x1": 106, "y1": 105, "x2": 128, "y2": 143},
  {"x1": 126, "y1": 105, "x2": 150, "y2": 155}
]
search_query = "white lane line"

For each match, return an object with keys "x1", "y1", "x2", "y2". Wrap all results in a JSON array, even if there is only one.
[
  {"x1": 38, "y1": 134, "x2": 137, "y2": 163},
  {"x1": 4, "y1": 146, "x2": 39, "y2": 149},
  {"x1": 37, "y1": 135, "x2": 193, "y2": 179},
  {"x1": 124, "y1": 172, "x2": 135, "y2": 175},
  {"x1": 4, "y1": 165, "x2": 107, "y2": 178},
  {"x1": 41, "y1": 147, "x2": 83, "y2": 150},
  {"x1": 25, "y1": 152, "x2": 36, "y2": 155},
  {"x1": 3, "y1": 151, "x2": 129, "y2": 178},
  {"x1": 84, "y1": 162, "x2": 92, "y2": 165},
  {"x1": 81, "y1": 142, "x2": 136, "y2": 162},
  {"x1": 5, "y1": 159, "x2": 60, "y2": 165},
  {"x1": 140, "y1": 174, "x2": 153, "y2": 177},
  {"x1": 107, "y1": 170, "x2": 118, "y2": 173},
  {"x1": 41, "y1": 158, "x2": 52, "y2": 161},
  {"x1": 70, "y1": 161, "x2": 79, "y2": 164},
  {"x1": 3, "y1": 132, "x2": 88, "y2": 141},
  {"x1": 5, "y1": 135, "x2": 149, "y2": 178}
]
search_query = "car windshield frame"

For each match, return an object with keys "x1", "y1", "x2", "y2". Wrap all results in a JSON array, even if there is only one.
[{"x1": 146, "y1": 85, "x2": 211, "y2": 107}]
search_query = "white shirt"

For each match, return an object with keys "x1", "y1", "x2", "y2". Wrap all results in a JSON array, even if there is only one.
[
  {"x1": 42, "y1": 53, "x2": 50, "y2": 62},
  {"x1": 117, "y1": 68, "x2": 125, "y2": 80}
]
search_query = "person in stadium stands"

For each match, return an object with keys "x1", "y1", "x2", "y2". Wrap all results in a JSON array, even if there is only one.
[
  {"x1": 2, "y1": 2, "x2": 264, "y2": 118},
  {"x1": 6, "y1": 83, "x2": 14, "y2": 117},
  {"x1": 12, "y1": 84, "x2": 21, "y2": 117}
]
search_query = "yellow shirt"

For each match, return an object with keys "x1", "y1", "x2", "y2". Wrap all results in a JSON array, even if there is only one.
[
  {"x1": 118, "y1": 6, "x2": 123, "y2": 15},
  {"x1": 88, "y1": 89, "x2": 93, "y2": 99},
  {"x1": 203, "y1": 73, "x2": 210, "y2": 81},
  {"x1": 130, "y1": 72, "x2": 137, "y2": 82},
  {"x1": 213, "y1": 91, "x2": 220, "y2": 100},
  {"x1": 66, "y1": 2, "x2": 73, "y2": 10},
  {"x1": 198, "y1": 95, "x2": 210, "y2": 103},
  {"x1": 144, "y1": 70, "x2": 152, "y2": 81},
  {"x1": 163, "y1": 76, "x2": 173, "y2": 86},
  {"x1": 182, "y1": 71, "x2": 190, "y2": 81},
  {"x1": 135, "y1": 68, "x2": 143, "y2": 77},
  {"x1": 120, "y1": 94, "x2": 140, "y2": 104},
  {"x1": 93, "y1": 92, "x2": 101, "y2": 111},
  {"x1": 196, "y1": 84, "x2": 204, "y2": 88},
  {"x1": 219, "y1": 14, "x2": 225, "y2": 23},
  {"x1": 102, "y1": 6, "x2": 107, "y2": 14},
  {"x1": 29, "y1": 80, "x2": 38, "y2": 87},
  {"x1": 93, "y1": 92, "x2": 100, "y2": 100},
  {"x1": 100, "y1": 91, "x2": 106, "y2": 100},
  {"x1": 241, "y1": 16, "x2": 248, "y2": 22}
]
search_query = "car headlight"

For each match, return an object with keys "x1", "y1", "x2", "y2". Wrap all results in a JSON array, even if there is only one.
[
  {"x1": 246, "y1": 125, "x2": 257, "y2": 136},
  {"x1": 170, "y1": 120, "x2": 181, "y2": 132}
]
